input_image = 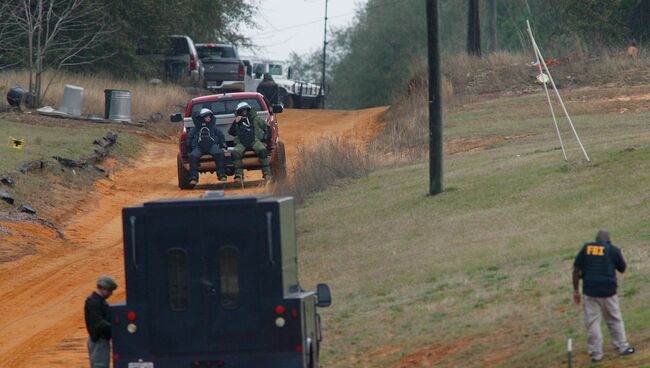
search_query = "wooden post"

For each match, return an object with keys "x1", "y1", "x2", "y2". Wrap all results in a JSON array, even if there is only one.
[{"x1": 427, "y1": 0, "x2": 443, "y2": 195}]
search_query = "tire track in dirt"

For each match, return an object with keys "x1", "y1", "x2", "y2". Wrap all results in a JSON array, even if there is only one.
[{"x1": 0, "y1": 107, "x2": 386, "y2": 367}]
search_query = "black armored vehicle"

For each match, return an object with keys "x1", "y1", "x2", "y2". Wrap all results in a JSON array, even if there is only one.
[{"x1": 110, "y1": 194, "x2": 331, "y2": 368}]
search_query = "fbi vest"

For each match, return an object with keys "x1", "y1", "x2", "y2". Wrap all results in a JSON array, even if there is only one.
[{"x1": 581, "y1": 242, "x2": 616, "y2": 286}]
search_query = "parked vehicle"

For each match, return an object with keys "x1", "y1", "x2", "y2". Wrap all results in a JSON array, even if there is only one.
[
  {"x1": 243, "y1": 59, "x2": 323, "y2": 109},
  {"x1": 136, "y1": 35, "x2": 202, "y2": 87},
  {"x1": 171, "y1": 92, "x2": 286, "y2": 189},
  {"x1": 196, "y1": 43, "x2": 245, "y2": 92},
  {"x1": 111, "y1": 194, "x2": 332, "y2": 368}
]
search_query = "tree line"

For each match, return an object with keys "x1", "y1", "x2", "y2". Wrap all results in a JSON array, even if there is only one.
[
  {"x1": 0, "y1": 0, "x2": 254, "y2": 107},
  {"x1": 2, "y1": 1, "x2": 648, "y2": 110},
  {"x1": 292, "y1": 0, "x2": 650, "y2": 109}
]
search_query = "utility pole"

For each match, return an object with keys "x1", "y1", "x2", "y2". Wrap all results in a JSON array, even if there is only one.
[
  {"x1": 467, "y1": 0, "x2": 481, "y2": 56},
  {"x1": 426, "y1": 0, "x2": 443, "y2": 195},
  {"x1": 320, "y1": 0, "x2": 329, "y2": 109},
  {"x1": 488, "y1": 0, "x2": 497, "y2": 52}
]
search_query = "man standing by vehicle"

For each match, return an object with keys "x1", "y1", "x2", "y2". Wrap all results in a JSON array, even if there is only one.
[
  {"x1": 257, "y1": 73, "x2": 279, "y2": 105},
  {"x1": 573, "y1": 230, "x2": 635, "y2": 362},
  {"x1": 186, "y1": 108, "x2": 227, "y2": 185},
  {"x1": 228, "y1": 102, "x2": 271, "y2": 181},
  {"x1": 85, "y1": 275, "x2": 117, "y2": 368}
]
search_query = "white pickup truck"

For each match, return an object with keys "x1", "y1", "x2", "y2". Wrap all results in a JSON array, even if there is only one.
[{"x1": 243, "y1": 59, "x2": 323, "y2": 109}]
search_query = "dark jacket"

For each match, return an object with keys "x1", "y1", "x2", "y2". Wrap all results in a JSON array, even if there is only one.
[
  {"x1": 186, "y1": 115, "x2": 226, "y2": 151},
  {"x1": 257, "y1": 76, "x2": 280, "y2": 105},
  {"x1": 228, "y1": 110, "x2": 270, "y2": 147},
  {"x1": 84, "y1": 292, "x2": 112, "y2": 342}
]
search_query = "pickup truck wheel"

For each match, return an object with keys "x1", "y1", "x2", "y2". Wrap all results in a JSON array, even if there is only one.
[
  {"x1": 271, "y1": 142, "x2": 287, "y2": 180},
  {"x1": 177, "y1": 154, "x2": 194, "y2": 189}
]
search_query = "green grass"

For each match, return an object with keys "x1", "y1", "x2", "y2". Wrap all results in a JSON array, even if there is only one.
[
  {"x1": 0, "y1": 119, "x2": 143, "y2": 215},
  {"x1": 0, "y1": 120, "x2": 141, "y2": 172},
  {"x1": 296, "y1": 92, "x2": 650, "y2": 367}
]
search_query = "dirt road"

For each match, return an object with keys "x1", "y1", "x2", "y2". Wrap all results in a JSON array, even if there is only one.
[{"x1": 0, "y1": 107, "x2": 385, "y2": 367}]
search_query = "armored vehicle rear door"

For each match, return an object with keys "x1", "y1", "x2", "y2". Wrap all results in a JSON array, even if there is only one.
[
  {"x1": 201, "y1": 203, "x2": 263, "y2": 351},
  {"x1": 142, "y1": 198, "x2": 262, "y2": 355},
  {"x1": 144, "y1": 203, "x2": 207, "y2": 355}
]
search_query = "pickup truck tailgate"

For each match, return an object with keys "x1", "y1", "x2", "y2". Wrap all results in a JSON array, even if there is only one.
[{"x1": 203, "y1": 58, "x2": 243, "y2": 82}]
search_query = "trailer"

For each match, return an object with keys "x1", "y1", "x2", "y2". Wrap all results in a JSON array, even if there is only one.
[{"x1": 110, "y1": 194, "x2": 331, "y2": 367}]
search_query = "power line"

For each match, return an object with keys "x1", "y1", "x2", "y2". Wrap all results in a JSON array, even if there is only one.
[{"x1": 248, "y1": 0, "x2": 415, "y2": 36}]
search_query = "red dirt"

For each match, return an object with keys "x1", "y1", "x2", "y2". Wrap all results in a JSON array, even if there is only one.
[{"x1": 0, "y1": 107, "x2": 386, "y2": 367}]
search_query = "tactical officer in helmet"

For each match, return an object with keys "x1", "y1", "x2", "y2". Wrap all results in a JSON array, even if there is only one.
[
  {"x1": 573, "y1": 230, "x2": 635, "y2": 362},
  {"x1": 186, "y1": 108, "x2": 227, "y2": 186},
  {"x1": 228, "y1": 102, "x2": 272, "y2": 181},
  {"x1": 85, "y1": 275, "x2": 117, "y2": 368}
]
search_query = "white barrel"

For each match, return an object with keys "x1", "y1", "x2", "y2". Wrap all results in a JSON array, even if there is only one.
[
  {"x1": 59, "y1": 85, "x2": 84, "y2": 116},
  {"x1": 105, "y1": 89, "x2": 132, "y2": 122}
]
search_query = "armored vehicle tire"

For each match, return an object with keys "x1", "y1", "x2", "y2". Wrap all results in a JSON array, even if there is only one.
[
  {"x1": 271, "y1": 141, "x2": 287, "y2": 180},
  {"x1": 177, "y1": 154, "x2": 194, "y2": 189},
  {"x1": 281, "y1": 92, "x2": 295, "y2": 109}
]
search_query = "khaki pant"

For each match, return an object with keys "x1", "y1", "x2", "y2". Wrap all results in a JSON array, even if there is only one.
[
  {"x1": 583, "y1": 294, "x2": 630, "y2": 360},
  {"x1": 87, "y1": 337, "x2": 110, "y2": 368}
]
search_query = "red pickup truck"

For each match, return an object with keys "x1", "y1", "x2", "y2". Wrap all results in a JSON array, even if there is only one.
[{"x1": 171, "y1": 92, "x2": 286, "y2": 189}]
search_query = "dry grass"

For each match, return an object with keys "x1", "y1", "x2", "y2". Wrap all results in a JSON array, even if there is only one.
[
  {"x1": 375, "y1": 87, "x2": 428, "y2": 158},
  {"x1": 0, "y1": 70, "x2": 189, "y2": 121},
  {"x1": 442, "y1": 51, "x2": 531, "y2": 96},
  {"x1": 273, "y1": 138, "x2": 374, "y2": 203}
]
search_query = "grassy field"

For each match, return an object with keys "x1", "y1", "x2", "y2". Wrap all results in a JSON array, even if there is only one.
[
  {"x1": 0, "y1": 120, "x2": 140, "y2": 172},
  {"x1": 0, "y1": 119, "x2": 143, "y2": 216},
  {"x1": 296, "y1": 90, "x2": 650, "y2": 367}
]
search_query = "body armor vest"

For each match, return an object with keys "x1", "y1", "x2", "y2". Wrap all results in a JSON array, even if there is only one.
[
  {"x1": 197, "y1": 124, "x2": 215, "y2": 152},
  {"x1": 238, "y1": 117, "x2": 256, "y2": 147},
  {"x1": 582, "y1": 242, "x2": 616, "y2": 285}
]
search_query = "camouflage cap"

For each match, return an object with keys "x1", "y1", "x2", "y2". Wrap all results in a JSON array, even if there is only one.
[{"x1": 97, "y1": 275, "x2": 118, "y2": 290}]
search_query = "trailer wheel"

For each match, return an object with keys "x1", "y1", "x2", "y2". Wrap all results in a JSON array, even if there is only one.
[
  {"x1": 271, "y1": 142, "x2": 287, "y2": 180},
  {"x1": 177, "y1": 154, "x2": 194, "y2": 189}
]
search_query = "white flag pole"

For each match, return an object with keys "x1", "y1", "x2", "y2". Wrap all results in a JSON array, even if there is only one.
[
  {"x1": 526, "y1": 20, "x2": 567, "y2": 161},
  {"x1": 526, "y1": 20, "x2": 591, "y2": 162}
]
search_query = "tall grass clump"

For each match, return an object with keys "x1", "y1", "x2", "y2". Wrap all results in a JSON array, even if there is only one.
[
  {"x1": 0, "y1": 70, "x2": 189, "y2": 120},
  {"x1": 273, "y1": 138, "x2": 374, "y2": 203},
  {"x1": 441, "y1": 51, "x2": 531, "y2": 96},
  {"x1": 374, "y1": 87, "x2": 429, "y2": 159},
  {"x1": 558, "y1": 45, "x2": 650, "y2": 86}
]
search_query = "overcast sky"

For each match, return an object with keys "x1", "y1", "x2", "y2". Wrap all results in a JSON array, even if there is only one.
[{"x1": 240, "y1": 0, "x2": 367, "y2": 61}]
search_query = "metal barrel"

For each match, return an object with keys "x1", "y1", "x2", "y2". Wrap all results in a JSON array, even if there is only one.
[
  {"x1": 6, "y1": 86, "x2": 27, "y2": 106},
  {"x1": 104, "y1": 89, "x2": 132, "y2": 122},
  {"x1": 59, "y1": 85, "x2": 84, "y2": 116}
]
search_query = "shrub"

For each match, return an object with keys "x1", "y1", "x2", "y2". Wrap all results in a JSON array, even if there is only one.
[{"x1": 273, "y1": 138, "x2": 374, "y2": 203}]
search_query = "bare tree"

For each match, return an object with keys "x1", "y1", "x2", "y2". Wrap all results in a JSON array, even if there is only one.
[{"x1": 1, "y1": 0, "x2": 113, "y2": 107}]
